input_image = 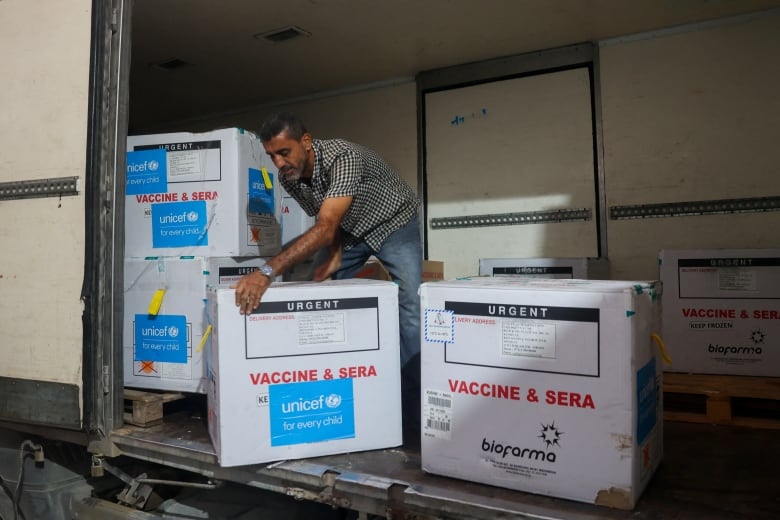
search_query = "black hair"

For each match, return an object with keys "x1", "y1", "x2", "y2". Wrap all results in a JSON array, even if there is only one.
[{"x1": 259, "y1": 112, "x2": 308, "y2": 141}]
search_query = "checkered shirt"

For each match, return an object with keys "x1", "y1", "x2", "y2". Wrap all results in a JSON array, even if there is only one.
[{"x1": 279, "y1": 139, "x2": 420, "y2": 252}]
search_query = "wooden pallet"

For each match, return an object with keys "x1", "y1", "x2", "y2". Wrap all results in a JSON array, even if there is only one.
[
  {"x1": 123, "y1": 389, "x2": 186, "y2": 427},
  {"x1": 663, "y1": 373, "x2": 780, "y2": 429}
]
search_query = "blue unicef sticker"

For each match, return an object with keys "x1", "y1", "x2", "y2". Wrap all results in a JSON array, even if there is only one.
[
  {"x1": 247, "y1": 168, "x2": 276, "y2": 214},
  {"x1": 636, "y1": 358, "x2": 658, "y2": 444},
  {"x1": 134, "y1": 314, "x2": 188, "y2": 363},
  {"x1": 269, "y1": 379, "x2": 355, "y2": 447},
  {"x1": 126, "y1": 149, "x2": 167, "y2": 195},
  {"x1": 151, "y1": 200, "x2": 208, "y2": 248}
]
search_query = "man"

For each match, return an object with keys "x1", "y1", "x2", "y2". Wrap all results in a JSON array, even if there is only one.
[{"x1": 234, "y1": 112, "x2": 422, "y2": 443}]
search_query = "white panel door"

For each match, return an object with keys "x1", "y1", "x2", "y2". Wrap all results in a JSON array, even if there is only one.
[{"x1": 424, "y1": 67, "x2": 598, "y2": 278}]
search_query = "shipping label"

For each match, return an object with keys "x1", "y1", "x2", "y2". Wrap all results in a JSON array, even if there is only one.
[
  {"x1": 440, "y1": 301, "x2": 600, "y2": 376},
  {"x1": 134, "y1": 140, "x2": 221, "y2": 182},
  {"x1": 678, "y1": 258, "x2": 780, "y2": 299},
  {"x1": 245, "y1": 297, "x2": 382, "y2": 358}
]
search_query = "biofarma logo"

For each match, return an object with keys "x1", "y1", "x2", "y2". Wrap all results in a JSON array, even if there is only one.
[
  {"x1": 481, "y1": 422, "x2": 564, "y2": 463},
  {"x1": 708, "y1": 329, "x2": 765, "y2": 356}
]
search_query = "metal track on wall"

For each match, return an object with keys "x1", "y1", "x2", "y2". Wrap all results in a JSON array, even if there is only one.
[
  {"x1": 0, "y1": 176, "x2": 80, "y2": 201},
  {"x1": 609, "y1": 196, "x2": 780, "y2": 220},
  {"x1": 430, "y1": 207, "x2": 591, "y2": 230}
]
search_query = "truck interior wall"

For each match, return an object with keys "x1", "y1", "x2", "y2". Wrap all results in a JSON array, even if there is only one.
[
  {"x1": 134, "y1": 11, "x2": 779, "y2": 282},
  {"x1": 0, "y1": 0, "x2": 92, "y2": 412},
  {"x1": 423, "y1": 64, "x2": 600, "y2": 276},
  {"x1": 147, "y1": 81, "x2": 419, "y2": 194},
  {"x1": 600, "y1": 12, "x2": 780, "y2": 280}
]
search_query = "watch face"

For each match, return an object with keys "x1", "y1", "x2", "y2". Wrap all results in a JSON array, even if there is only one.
[{"x1": 260, "y1": 264, "x2": 274, "y2": 277}]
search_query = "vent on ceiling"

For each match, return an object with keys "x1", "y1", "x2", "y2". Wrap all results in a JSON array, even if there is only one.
[
  {"x1": 151, "y1": 58, "x2": 192, "y2": 71},
  {"x1": 254, "y1": 25, "x2": 311, "y2": 43}
]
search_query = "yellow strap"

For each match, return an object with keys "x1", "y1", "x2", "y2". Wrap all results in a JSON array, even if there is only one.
[
  {"x1": 197, "y1": 324, "x2": 213, "y2": 353},
  {"x1": 147, "y1": 288, "x2": 166, "y2": 316},
  {"x1": 260, "y1": 167, "x2": 273, "y2": 190},
  {"x1": 651, "y1": 333, "x2": 672, "y2": 365}
]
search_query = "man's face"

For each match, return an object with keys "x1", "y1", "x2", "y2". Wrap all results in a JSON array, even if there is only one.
[{"x1": 263, "y1": 130, "x2": 312, "y2": 183}]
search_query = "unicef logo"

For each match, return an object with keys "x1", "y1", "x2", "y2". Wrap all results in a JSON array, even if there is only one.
[
  {"x1": 148, "y1": 159, "x2": 159, "y2": 171},
  {"x1": 325, "y1": 394, "x2": 342, "y2": 408},
  {"x1": 186, "y1": 211, "x2": 199, "y2": 223},
  {"x1": 167, "y1": 326, "x2": 180, "y2": 338}
]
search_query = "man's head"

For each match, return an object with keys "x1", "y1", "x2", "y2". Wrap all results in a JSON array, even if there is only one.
[{"x1": 259, "y1": 112, "x2": 314, "y2": 182}]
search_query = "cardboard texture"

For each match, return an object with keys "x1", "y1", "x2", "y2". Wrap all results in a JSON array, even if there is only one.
[
  {"x1": 126, "y1": 128, "x2": 282, "y2": 257},
  {"x1": 207, "y1": 279, "x2": 403, "y2": 467},
  {"x1": 660, "y1": 248, "x2": 780, "y2": 376},
  {"x1": 123, "y1": 256, "x2": 270, "y2": 393},
  {"x1": 419, "y1": 277, "x2": 663, "y2": 509}
]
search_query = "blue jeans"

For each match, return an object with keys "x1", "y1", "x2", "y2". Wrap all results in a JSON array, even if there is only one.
[{"x1": 327, "y1": 214, "x2": 422, "y2": 368}]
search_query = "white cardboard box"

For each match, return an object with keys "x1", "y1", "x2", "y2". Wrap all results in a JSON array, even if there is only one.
[
  {"x1": 281, "y1": 195, "x2": 315, "y2": 248},
  {"x1": 123, "y1": 256, "x2": 270, "y2": 393},
  {"x1": 123, "y1": 256, "x2": 209, "y2": 393},
  {"x1": 203, "y1": 256, "x2": 275, "y2": 287},
  {"x1": 479, "y1": 257, "x2": 610, "y2": 279},
  {"x1": 420, "y1": 277, "x2": 663, "y2": 509},
  {"x1": 659, "y1": 248, "x2": 780, "y2": 376},
  {"x1": 207, "y1": 279, "x2": 403, "y2": 467},
  {"x1": 126, "y1": 128, "x2": 282, "y2": 257}
]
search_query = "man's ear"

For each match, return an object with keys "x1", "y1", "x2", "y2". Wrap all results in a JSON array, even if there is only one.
[{"x1": 302, "y1": 133, "x2": 313, "y2": 151}]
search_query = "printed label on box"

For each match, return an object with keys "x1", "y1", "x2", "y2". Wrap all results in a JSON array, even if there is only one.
[
  {"x1": 246, "y1": 297, "x2": 380, "y2": 358},
  {"x1": 678, "y1": 258, "x2": 780, "y2": 299},
  {"x1": 217, "y1": 265, "x2": 261, "y2": 285},
  {"x1": 134, "y1": 140, "x2": 221, "y2": 182},
  {"x1": 269, "y1": 379, "x2": 355, "y2": 446},
  {"x1": 248, "y1": 168, "x2": 276, "y2": 214},
  {"x1": 151, "y1": 200, "x2": 208, "y2": 248},
  {"x1": 126, "y1": 149, "x2": 167, "y2": 195},
  {"x1": 423, "y1": 388, "x2": 453, "y2": 440},
  {"x1": 492, "y1": 266, "x2": 574, "y2": 278},
  {"x1": 424, "y1": 309, "x2": 454, "y2": 343},
  {"x1": 134, "y1": 314, "x2": 188, "y2": 363},
  {"x1": 442, "y1": 301, "x2": 599, "y2": 375}
]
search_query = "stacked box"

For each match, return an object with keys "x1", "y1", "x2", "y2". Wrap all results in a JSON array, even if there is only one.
[
  {"x1": 281, "y1": 195, "x2": 315, "y2": 248},
  {"x1": 478, "y1": 257, "x2": 610, "y2": 279},
  {"x1": 123, "y1": 127, "x2": 291, "y2": 394},
  {"x1": 422, "y1": 260, "x2": 445, "y2": 282},
  {"x1": 123, "y1": 256, "x2": 270, "y2": 393},
  {"x1": 126, "y1": 128, "x2": 282, "y2": 258},
  {"x1": 660, "y1": 248, "x2": 780, "y2": 376},
  {"x1": 207, "y1": 279, "x2": 403, "y2": 467},
  {"x1": 420, "y1": 277, "x2": 663, "y2": 509}
]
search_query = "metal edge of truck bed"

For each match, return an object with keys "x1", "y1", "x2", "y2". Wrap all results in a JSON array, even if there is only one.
[{"x1": 105, "y1": 411, "x2": 688, "y2": 520}]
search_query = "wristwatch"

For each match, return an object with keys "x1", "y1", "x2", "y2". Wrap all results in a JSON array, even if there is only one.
[{"x1": 257, "y1": 264, "x2": 275, "y2": 280}]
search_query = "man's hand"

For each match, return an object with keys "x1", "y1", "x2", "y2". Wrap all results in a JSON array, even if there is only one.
[{"x1": 233, "y1": 271, "x2": 272, "y2": 315}]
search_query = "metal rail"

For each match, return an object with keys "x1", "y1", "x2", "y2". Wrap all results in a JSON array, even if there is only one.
[
  {"x1": 430, "y1": 208, "x2": 591, "y2": 230},
  {"x1": 0, "y1": 177, "x2": 80, "y2": 201},
  {"x1": 609, "y1": 196, "x2": 780, "y2": 220}
]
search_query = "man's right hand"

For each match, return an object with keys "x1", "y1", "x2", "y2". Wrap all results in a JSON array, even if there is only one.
[{"x1": 233, "y1": 271, "x2": 272, "y2": 315}]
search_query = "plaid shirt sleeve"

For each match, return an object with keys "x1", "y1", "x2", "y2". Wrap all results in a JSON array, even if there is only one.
[{"x1": 323, "y1": 152, "x2": 362, "y2": 198}]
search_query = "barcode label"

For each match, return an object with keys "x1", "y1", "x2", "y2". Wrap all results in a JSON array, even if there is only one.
[
  {"x1": 426, "y1": 418, "x2": 451, "y2": 432},
  {"x1": 427, "y1": 395, "x2": 452, "y2": 408},
  {"x1": 423, "y1": 388, "x2": 454, "y2": 440}
]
